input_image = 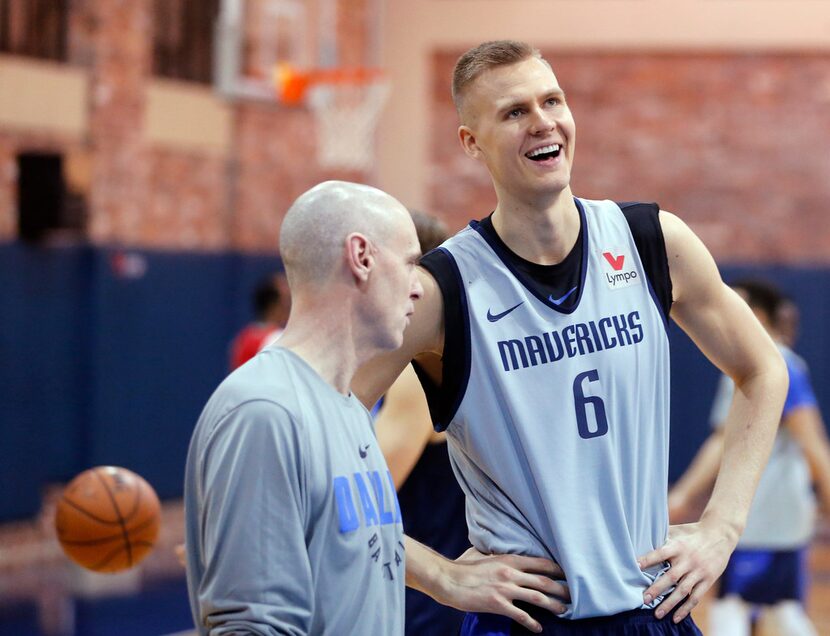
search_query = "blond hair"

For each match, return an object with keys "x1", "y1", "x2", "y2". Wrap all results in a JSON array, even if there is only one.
[{"x1": 452, "y1": 40, "x2": 545, "y2": 114}]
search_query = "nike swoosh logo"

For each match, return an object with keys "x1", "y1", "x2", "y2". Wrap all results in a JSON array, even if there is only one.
[
  {"x1": 359, "y1": 444, "x2": 370, "y2": 459},
  {"x1": 487, "y1": 302, "x2": 524, "y2": 322},
  {"x1": 549, "y1": 287, "x2": 578, "y2": 306}
]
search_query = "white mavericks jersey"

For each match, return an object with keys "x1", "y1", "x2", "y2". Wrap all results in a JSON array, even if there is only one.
[{"x1": 440, "y1": 198, "x2": 671, "y2": 619}]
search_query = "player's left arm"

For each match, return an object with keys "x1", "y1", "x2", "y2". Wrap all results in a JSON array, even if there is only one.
[{"x1": 638, "y1": 211, "x2": 788, "y2": 623}]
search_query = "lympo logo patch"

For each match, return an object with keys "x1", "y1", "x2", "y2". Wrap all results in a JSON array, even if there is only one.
[
  {"x1": 602, "y1": 252, "x2": 625, "y2": 271},
  {"x1": 601, "y1": 248, "x2": 640, "y2": 289}
]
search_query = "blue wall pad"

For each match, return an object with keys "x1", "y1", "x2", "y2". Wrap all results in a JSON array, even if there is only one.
[{"x1": 1, "y1": 241, "x2": 828, "y2": 521}]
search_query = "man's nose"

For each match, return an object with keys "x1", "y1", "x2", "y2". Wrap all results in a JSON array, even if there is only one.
[
  {"x1": 529, "y1": 107, "x2": 555, "y2": 135},
  {"x1": 410, "y1": 275, "x2": 424, "y2": 301}
]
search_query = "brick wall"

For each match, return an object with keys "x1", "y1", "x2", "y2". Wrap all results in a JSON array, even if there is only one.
[
  {"x1": 431, "y1": 51, "x2": 830, "y2": 263},
  {"x1": 0, "y1": 0, "x2": 374, "y2": 251},
  {"x1": 144, "y1": 148, "x2": 228, "y2": 250},
  {"x1": 230, "y1": 103, "x2": 365, "y2": 251},
  {"x1": 87, "y1": 0, "x2": 152, "y2": 245}
]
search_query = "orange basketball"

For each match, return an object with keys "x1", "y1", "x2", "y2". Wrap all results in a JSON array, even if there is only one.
[{"x1": 55, "y1": 466, "x2": 161, "y2": 573}]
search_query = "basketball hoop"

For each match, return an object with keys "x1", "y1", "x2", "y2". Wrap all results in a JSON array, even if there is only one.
[{"x1": 275, "y1": 65, "x2": 389, "y2": 172}]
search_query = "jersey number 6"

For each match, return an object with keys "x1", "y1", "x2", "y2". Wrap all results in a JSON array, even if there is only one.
[{"x1": 573, "y1": 369, "x2": 609, "y2": 439}]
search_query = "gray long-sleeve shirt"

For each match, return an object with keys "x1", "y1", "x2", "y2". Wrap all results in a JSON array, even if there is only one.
[{"x1": 185, "y1": 347, "x2": 405, "y2": 635}]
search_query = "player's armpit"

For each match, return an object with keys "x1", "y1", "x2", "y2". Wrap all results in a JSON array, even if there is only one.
[
  {"x1": 353, "y1": 267, "x2": 444, "y2": 409},
  {"x1": 404, "y1": 538, "x2": 569, "y2": 634}
]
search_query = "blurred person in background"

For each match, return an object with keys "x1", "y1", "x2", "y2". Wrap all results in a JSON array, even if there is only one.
[
  {"x1": 775, "y1": 294, "x2": 800, "y2": 350},
  {"x1": 669, "y1": 279, "x2": 830, "y2": 636},
  {"x1": 228, "y1": 272, "x2": 290, "y2": 370}
]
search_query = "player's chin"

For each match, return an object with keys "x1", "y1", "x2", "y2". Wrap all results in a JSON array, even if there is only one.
[
  {"x1": 523, "y1": 171, "x2": 569, "y2": 195},
  {"x1": 543, "y1": 169, "x2": 571, "y2": 188}
]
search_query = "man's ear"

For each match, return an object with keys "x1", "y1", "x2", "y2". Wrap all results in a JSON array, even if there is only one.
[
  {"x1": 345, "y1": 232, "x2": 375, "y2": 283},
  {"x1": 459, "y1": 125, "x2": 482, "y2": 160}
]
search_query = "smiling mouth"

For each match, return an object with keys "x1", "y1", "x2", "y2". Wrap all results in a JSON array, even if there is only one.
[{"x1": 525, "y1": 144, "x2": 562, "y2": 161}]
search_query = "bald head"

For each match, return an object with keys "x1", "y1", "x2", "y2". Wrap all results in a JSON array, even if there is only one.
[{"x1": 279, "y1": 181, "x2": 412, "y2": 289}]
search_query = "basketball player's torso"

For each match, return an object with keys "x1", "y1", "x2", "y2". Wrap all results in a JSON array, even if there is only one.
[{"x1": 438, "y1": 198, "x2": 672, "y2": 619}]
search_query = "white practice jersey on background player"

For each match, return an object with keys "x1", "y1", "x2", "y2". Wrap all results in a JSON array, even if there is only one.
[{"x1": 709, "y1": 346, "x2": 817, "y2": 549}]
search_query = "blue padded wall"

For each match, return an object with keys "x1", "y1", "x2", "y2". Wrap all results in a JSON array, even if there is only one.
[
  {"x1": 0, "y1": 242, "x2": 279, "y2": 520},
  {"x1": 0, "y1": 244, "x2": 93, "y2": 519},
  {"x1": 1, "y1": 240, "x2": 828, "y2": 520}
]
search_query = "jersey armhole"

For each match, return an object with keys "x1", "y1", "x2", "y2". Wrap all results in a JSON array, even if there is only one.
[
  {"x1": 414, "y1": 247, "x2": 471, "y2": 432},
  {"x1": 617, "y1": 201, "x2": 673, "y2": 322}
]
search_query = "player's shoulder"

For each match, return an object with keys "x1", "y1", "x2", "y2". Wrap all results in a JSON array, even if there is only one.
[
  {"x1": 614, "y1": 200, "x2": 661, "y2": 228},
  {"x1": 574, "y1": 197, "x2": 658, "y2": 216},
  {"x1": 418, "y1": 221, "x2": 479, "y2": 270},
  {"x1": 581, "y1": 198, "x2": 666, "y2": 244},
  {"x1": 616, "y1": 200, "x2": 660, "y2": 213},
  {"x1": 651, "y1": 208, "x2": 695, "y2": 250}
]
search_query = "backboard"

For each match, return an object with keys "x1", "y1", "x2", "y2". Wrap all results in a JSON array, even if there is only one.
[{"x1": 215, "y1": 0, "x2": 371, "y2": 103}]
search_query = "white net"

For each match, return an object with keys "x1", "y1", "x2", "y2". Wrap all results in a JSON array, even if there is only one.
[{"x1": 307, "y1": 81, "x2": 390, "y2": 172}]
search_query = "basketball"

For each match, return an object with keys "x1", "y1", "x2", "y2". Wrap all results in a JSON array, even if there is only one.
[{"x1": 55, "y1": 466, "x2": 161, "y2": 573}]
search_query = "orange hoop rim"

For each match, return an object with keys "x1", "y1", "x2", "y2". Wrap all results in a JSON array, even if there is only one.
[{"x1": 274, "y1": 63, "x2": 385, "y2": 105}]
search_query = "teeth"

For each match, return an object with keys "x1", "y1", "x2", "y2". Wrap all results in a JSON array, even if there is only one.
[{"x1": 527, "y1": 144, "x2": 560, "y2": 158}]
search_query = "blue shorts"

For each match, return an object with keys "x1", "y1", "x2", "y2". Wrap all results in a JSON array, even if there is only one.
[
  {"x1": 460, "y1": 605, "x2": 702, "y2": 635},
  {"x1": 717, "y1": 548, "x2": 807, "y2": 605}
]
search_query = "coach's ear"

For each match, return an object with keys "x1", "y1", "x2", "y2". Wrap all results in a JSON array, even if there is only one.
[
  {"x1": 345, "y1": 232, "x2": 375, "y2": 284},
  {"x1": 459, "y1": 125, "x2": 482, "y2": 161}
]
